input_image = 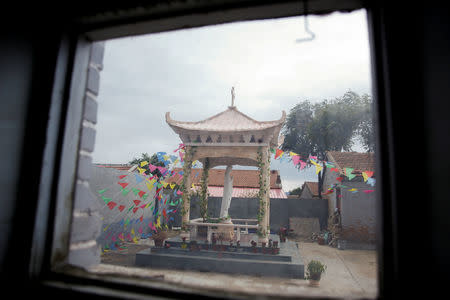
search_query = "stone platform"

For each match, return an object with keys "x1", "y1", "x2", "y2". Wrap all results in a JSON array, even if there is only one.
[{"x1": 135, "y1": 234, "x2": 304, "y2": 278}]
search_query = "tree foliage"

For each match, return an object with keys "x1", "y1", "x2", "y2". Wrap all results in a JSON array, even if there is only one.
[
  {"x1": 281, "y1": 90, "x2": 374, "y2": 161},
  {"x1": 128, "y1": 152, "x2": 164, "y2": 176},
  {"x1": 288, "y1": 186, "x2": 302, "y2": 195}
]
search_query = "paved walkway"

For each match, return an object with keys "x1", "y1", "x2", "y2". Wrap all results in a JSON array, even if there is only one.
[{"x1": 97, "y1": 239, "x2": 378, "y2": 299}]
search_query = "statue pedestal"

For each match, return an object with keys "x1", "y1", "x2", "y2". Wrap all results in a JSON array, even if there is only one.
[{"x1": 217, "y1": 219, "x2": 235, "y2": 242}]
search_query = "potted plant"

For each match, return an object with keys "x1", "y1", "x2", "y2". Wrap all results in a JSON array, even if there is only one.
[
  {"x1": 152, "y1": 229, "x2": 168, "y2": 248},
  {"x1": 305, "y1": 260, "x2": 327, "y2": 287}
]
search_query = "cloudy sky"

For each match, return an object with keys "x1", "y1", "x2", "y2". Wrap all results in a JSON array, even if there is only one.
[{"x1": 92, "y1": 9, "x2": 372, "y2": 192}]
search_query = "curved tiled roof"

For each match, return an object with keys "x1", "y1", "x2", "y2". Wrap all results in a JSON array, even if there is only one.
[
  {"x1": 166, "y1": 106, "x2": 285, "y2": 132},
  {"x1": 167, "y1": 168, "x2": 282, "y2": 189}
]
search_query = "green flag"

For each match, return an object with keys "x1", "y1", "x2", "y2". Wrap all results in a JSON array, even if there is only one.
[
  {"x1": 98, "y1": 189, "x2": 107, "y2": 194},
  {"x1": 102, "y1": 196, "x2": 112, "y2": 204},
  {"x1": 346, "y1": 168, "x2": 356, "y2": 180}
]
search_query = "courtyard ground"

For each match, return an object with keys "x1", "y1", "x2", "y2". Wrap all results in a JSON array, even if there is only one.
[{"x1": 98, "y1": 237, "x2": 377, "y2": 299}]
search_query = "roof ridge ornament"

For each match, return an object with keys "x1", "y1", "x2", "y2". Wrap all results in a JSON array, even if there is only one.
[{"x1": 230, "y1": 86, "x2": 236, "y2": 108}]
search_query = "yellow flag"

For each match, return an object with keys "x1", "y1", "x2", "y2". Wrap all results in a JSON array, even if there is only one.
[
  {"x1": 133, "y1": 236, "x2": 139, "y2": 244},
  {"x1": 289, "y1": 151, "x2": 298, "y2": 157},
  {"x1": 163, "y1": 155, "x2": 170, "y2": 161},
  {"x1": 315, "y1": 164, "x2": 323, "y2": 174},
  {"x1": 362, "y1": 172, "x2": 369, "y2": 182},
  {"x1": 131, "y1": 228, "x2": 135, "y2": 236},
  {"x1": 162, "y1": 181, "x2": 169, "y2": 188},
  {"x1": 156, "y1": 216, "x2": 161, "y2": 229},
  {"x1": 145, "y1": 202, "x2": 151, "y2": 208},
  {"x1": 349, "y1": 188, "x2": 358, "y2": 192},
  {"x1": 192, "y1": 183, "x2": 195, "y2": 189},
  {"x1": 146, "y1": 182, "x2": 154, "y2": 191},
  {"x1": 137, "y1": 167, "x2": 145, "y2": 174},
  {"x1": 170, "y1": 183, "x2": 176, "y2": 189},
  {"x1": 140, "y1": 161, "x2": 148, "y2": 167}
]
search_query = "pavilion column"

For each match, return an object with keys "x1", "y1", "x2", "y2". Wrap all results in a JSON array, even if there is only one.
[
  {"x1": 258, "y1": 146, "x2": 271, "y2": 244},
  {"x1": 180, "y1": 146, "x2": 194, "y2": 240}
]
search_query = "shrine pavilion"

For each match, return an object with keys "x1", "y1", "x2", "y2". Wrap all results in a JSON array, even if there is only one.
[{"x1": 165, "y1": 89, "x2": 285, "y2": 243}]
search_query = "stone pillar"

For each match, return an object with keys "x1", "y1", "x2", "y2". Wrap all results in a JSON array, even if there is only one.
[
  {"x1": 181, "y1": 146, "x2": 193, "y2": 240},
  {"x1": 258, "y1": 147, "x2": 271, "y2": 243}
]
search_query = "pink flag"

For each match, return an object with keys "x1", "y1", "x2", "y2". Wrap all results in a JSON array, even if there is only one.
[
  {"x1": 176, "y1": 190, "x2": 183, "y2": 195},
  {"x1": 148, "y1": 164, "x2": 156, "y2": 172},
  {"x1": 364, "y1": 190, "x2": 375, "y2": 194},
  {"x1": 292, "y1": 155, "x2": 301, "y2": 166},
  {"x1": 179, "y1": 151, "x2": 185, "y2": 162},
  {"x1": 138, "y1": 226, "x2": 143, "y2": 234},
  {"x1": 299, "y1": 160, "x2": 307, "y2": 170}
]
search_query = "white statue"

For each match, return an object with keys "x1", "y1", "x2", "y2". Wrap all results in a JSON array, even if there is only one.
[
  {"x1": 220, "y1": 165, "x2": 233, "y2": 219},
  {"x1": 231, "y1": 86, "x2": 235, "y2": 107}
]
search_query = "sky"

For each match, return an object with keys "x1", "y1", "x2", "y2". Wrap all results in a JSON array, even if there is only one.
[{"x1": 92, "y1": 9, "x2": 372, "y2": 192}]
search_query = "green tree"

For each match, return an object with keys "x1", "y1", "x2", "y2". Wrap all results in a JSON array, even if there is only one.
[
  {"x1": 128, "y1": 153, "x2": 164, "y2": 176},
  {"x1": 281, "y1": 90, "x2": 374, "y2": 197},
  {"x1": 288, "y1": 186, "x2": 302, "y2": 196},
  {"x1": 281, "y1": 90, "x2": 373, "y2": 160}
]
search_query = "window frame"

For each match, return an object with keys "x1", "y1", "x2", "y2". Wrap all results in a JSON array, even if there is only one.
[{"x1": 29, "y1": 1, "x2": 392, "y2": 299}]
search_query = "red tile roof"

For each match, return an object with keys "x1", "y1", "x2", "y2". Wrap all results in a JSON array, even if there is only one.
[
  {"x1": 206, "y1": 186, "x2": 287, "y2": 198},
  {"x1": 326, "y1": 151, "x2": 375, "y2": 175},
  {"x1": 94, "y1": 164, "x2": 132, "y2": 171},
  {"x1": 167, "y1": 168, "x2": 282, "y2": 189},
  {"x1": 303, "y1": 181, "x2": 319, "y2": 197}
]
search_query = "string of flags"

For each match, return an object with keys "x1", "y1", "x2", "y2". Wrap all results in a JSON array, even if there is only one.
[
  {"x1": 269, "y1": 148, "x2": 376, "y2": 195},
  {"x1": 99, "y1": 143, "x2": 376, "y2": 253}
]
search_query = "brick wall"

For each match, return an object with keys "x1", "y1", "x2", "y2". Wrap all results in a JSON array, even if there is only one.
[{"x1": 67, "y1": 42, "x2": 104, "y2": 269}]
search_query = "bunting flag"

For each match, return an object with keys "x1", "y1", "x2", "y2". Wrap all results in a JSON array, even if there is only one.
[
  {"x1": 146, "y1": 182, "x2": 154, "y2": 191},
  {"x1": 362, "y1": 171, "x2": 374, "y2": 182},
  {"x1": 138, "y1": 190, "x2": 146, "y2": 198},
  {"x1": 98, "y1": 189, "x2": 107, "y2": 194},
  {"x1": 330, "y1": 168, "x2": 339, "y2": 172},
  {"x1": 148, "y1": 164, "x2": 157, "y2": 172},
  {"x1": 348, "y1": 188, "x2": 358, "y2": 192},
  {"x1": 292, "y1": 155, "x2": 301, "y2": 166},
  {"x1": 102, "y1": 196, "x2": 112, "y2": 204},
  {"x1": 119, "y1": 174, "x2": 127, "y2": 179},
  {"x1": 170, "y1": 183, "x2": 176, "y2": 189},
  {"x1": 132, "y1": 207, "x2": 139, "y2": 214},
  {"x1": 336, "y1": 177, "x2": 344, "y2": 182},
  {"x1": 135, "y1": 174, "x2": 143, "y2": 183},
  {"x1": 367, "y1": 178, "x2": 376, "y2": 187},
  {"x1": 118, "y1": 205, "x2": 125, "y2": 212},
  {"x1": 275, "y1": 148, "x2": 284, "y2": 159},
  {"x1": 364, "y1": 190, "x2": 375, "y2": 194},
  {"x1": 156, "y1": 216, "x2": 161, "y2": 229},
  {"x1": 314, "y1": 164, "x2": 323, "y2": 175},
  {"x1": 121, "y1": 188, "x2": 130, "y2": 196},
  {"x1": 137, "y1": 167, "x2": 146, "y2": 174},
  {"x1": 107, "y1": 201, "x2": 117, "y2": 210},
  {"x1": 140, "y1": 161, "x2": 148, "y2": 167},
  {"x1": 133, "y1": 200, "x2": 141, "y2": 206},
  {"x1": 299, "y1": 160, "x2": 307, "y2": 170},
  {"x1": 345, "y1": 168, "x2": 356, "y2": 180},
  {"x1": 118, "y1": 182, "x2": 129, "y2": 189}
]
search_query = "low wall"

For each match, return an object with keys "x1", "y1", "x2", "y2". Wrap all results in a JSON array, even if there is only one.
[{"x1": 172, "y1": 196, "x2": 328, "y2": 233}]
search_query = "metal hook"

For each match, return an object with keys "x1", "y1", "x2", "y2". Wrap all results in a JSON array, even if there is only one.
[{"x1": 296, "y1": 0, "x2": 316, "y2": 43}]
